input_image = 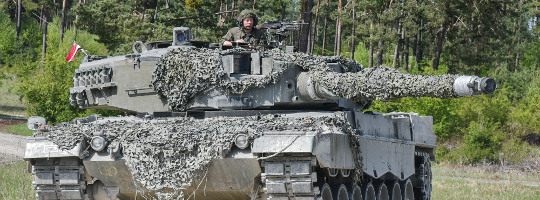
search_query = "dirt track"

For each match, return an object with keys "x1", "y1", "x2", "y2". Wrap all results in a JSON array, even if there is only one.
[{"x1": 0, "y1": 118, "x2": 27, "y2": 163}]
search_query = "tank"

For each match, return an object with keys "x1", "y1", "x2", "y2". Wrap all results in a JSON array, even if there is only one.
[{"x1": 23, "y1": 26, "x2": 496, "y2": 200}]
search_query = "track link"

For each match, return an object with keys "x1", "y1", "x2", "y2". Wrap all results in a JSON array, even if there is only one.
[
  {"x1": 261, "y1": 155, "x2": 319, "y2": 200},
  {"x1": 32, "y1": 157, "x2": 87, "y2": 200}
]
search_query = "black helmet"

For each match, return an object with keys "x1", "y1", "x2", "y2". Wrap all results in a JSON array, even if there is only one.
[{"x1": 237, "y1": 9, "x2": 258, "y2": 28}]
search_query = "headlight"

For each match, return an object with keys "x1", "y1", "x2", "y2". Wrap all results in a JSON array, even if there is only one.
[
  {"x1": 91, "y1": 136, "x2": 107, "y2": 151},
  {"x1": 235, "y1": 134, "x2": 249, "y2": 149}
]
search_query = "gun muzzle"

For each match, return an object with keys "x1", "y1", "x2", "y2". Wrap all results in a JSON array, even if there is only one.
[{"x1": 453, "y1": 76, "x2": 497, "y2": 97}]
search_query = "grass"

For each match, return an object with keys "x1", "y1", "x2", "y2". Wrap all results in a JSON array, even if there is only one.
[
  {"x1": 432, "y1": 163, "x2": 540, "y2": 200},
  {"x1": 0, "y1": 160, "x2": 35, "y2": 200},
  {"x1": 0, "y1": 78, "x2": 27, "y2": 117},
  {"x1": 0, "y1": 160, "x2": 538, "y2": 200},
  {"x1": 4, "y1": 123, "x2": 34, "y2": 136}
]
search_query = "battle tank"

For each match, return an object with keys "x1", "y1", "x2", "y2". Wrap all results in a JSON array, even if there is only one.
[{"x1": 23, "y1": 26, "x2": 496, "y2": 200}]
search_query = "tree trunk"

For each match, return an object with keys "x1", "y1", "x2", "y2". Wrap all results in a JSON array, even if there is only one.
[
  {"x1": 219, "y1": 0, "x2": 223, "y2": 26},
  {"x1": 231, "y1": 0, "x2": 236, "y2": 18},
  {"x1": 404, "y1": 37, "x2": 409, "y2": 72},
  {"x1": 392, "y1": 21, "x2": 401, "y2": 69},
  {"x1": 225, "y1": 0, "x2": 229, "y2": 19},
  {"x1": 376, "y1": 40, "x2": 383, "y2": 67},
  {"x1": 41, "y1": 16, "x2": 48, "y2": 70},
  {"x1": 515, "y1": 37, "x2": 520, "y2": 69},
  {"x1": 54, "y1": 0, "x2": 58, "y2": 16},
  {"x1": 299, "y1": 0, "x2": 313, "y2": 53},
  {"x1": 432, "y1": 24, "x2": 446, "y2": 70},
  {"x1": 166, "y1": 0, "x2": 170, "y2": 9},
  {"x1": 310, "y1": 0, "x2": 321, "y2": 54},
  {"x1": 280, "y1": 5, "x2": 286, "y2": 21},
  {"x1": 74, "y1": 0, "x2": 83, "y2": 40},
  {"x1": 152, "y1": 0, "x2": 158, "y2": 23},
  {"x1": 40, "y1": 5, "x2": 44, "y2": 28},
  {"x1": 61, "y1": 0, "x2": 66, "y2": 42},
  {"x1": 369, "y1": 22, "x2": 373, "y2": 68},
  {"x1": 334, "y1": 0, "x2": 342, "y2": 56},
  {"x1": 350, "y1": 4, "x2": 356, "y2": 60},
  {"x1": 321, "y1": 0, "x2": 329, "y2": 55},
  {"x1": 415, "y1": 18, "x2": 423, "y2": 61},
  {"x1": 16, "y1": 0, "x2": 21, "y2": 40}
]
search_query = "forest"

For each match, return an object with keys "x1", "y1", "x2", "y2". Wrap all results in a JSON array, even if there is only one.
[{"x1": 0, "y1": 0, "x2": 538, "y2": 165}]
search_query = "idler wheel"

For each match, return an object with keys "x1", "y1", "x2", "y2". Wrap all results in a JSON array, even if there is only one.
[{"x1": 414, "y1": 154, "x2": 433, "y2": 200}]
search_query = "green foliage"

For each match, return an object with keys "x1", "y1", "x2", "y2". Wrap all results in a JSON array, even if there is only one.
[
  {"x1": 353, "y1": 41, "x2": 370, "y2": 67},
  {"x1": 461, "y1": 121, "x2": 502, "y2": 164},
  {"x1": 17, "y1": 16, "x2": 109, "y2": 124},
  {"x1": 0, "y1": 11, "x2": 16, "y2": 65},
  {"x1": 74, "y1": 0, "x2": 150, "y2": 54},
  {"x1": 508, "y1": 70, "x2": 540, "y2": 135},
  {"x1": 0, "y1": 12, "x2": 43, "y2": 78},
  {"x1": 499, "y1": 139, "x2": 534, "y2": 165}
]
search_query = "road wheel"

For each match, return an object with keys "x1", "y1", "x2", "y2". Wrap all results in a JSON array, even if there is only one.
[
  {"x1": 362, "y1": 182, "x2": 376, "y2": 200},
  {"x1": 318, "y1": 183, "x2": 333, "y2": 200},
  {"x1": 401, "y1": 179, "x2": 414, "y2": 200},
  {"x1": 375, "y1": 182, "x2": 389, "y2": 200},
  {"x1": 336, "y1": 184, "x2": 349, "y2": 200},
  {"x1": 387, "y1": 181, "x2": 401, "y2": 200},
  {"x1": 350, "y1": 185, "x2": 362, "y2": 200}
]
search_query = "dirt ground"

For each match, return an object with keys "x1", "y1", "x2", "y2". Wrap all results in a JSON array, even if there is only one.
[{"x1": 0, "y1": 118, "x2": 27, "y2": 163}]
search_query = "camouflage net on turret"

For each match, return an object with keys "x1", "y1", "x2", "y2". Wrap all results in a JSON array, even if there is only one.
[
  {"x1": 40, "y1": 112, "x2": 355, "y2": 199},
  {"x1": 152, "y1": 48, "x2": 461, "y2": 111},
  {"x1": 151, "y1": 48, "x2": 363, "y2": 111}
]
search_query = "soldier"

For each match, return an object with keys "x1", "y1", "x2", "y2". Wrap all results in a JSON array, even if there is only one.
[{"x1": 221, "y1": 9, "x2": 267, "y2": 49}]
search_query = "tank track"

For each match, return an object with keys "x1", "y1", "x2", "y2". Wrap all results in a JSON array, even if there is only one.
[
  {"x1": 260, "y1": 155, "x2": 319, "y2": 200},
  {"x1": 259, "y1": 152, "x2": 424, "y2": 200},
  {"x1": 31, "y1": 157, "x2": 88, "y2": 200}
]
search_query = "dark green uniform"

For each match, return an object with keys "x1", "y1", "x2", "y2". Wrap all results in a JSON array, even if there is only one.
[{"x1": 221, "y1": 27, "x2": 267, "y2": 46}]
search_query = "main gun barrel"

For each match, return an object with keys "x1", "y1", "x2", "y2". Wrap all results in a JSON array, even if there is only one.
[{"x1": 297, "y1": 67, "x2": 496, "y2": 102}]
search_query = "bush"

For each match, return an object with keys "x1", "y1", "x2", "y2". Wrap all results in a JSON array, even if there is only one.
[
  {"x1": 508, "y1": 70, "x2": 540, "y2": 135},
  {"x1": 461, "y1": 121, "x2": 502, "y2": 164},
  {"x1": 17, "y1": 16, "x2": 109, "y2": 124}
]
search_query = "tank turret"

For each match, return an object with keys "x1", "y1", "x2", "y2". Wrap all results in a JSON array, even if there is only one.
[{"x1": 25, "y1": 27, "x2": 496, "y2": 200}]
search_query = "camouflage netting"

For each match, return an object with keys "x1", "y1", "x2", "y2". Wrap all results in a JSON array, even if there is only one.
[
  {"x1": 309, "y1": 68, "x2": 460, "y2": 102},
  {"x1": 40, "y1": 112, "x2": 355, "y2": 199},
  {"x1": 151, "y1": 48, "x2": 363, "y2": 111},
  {"x1": 152, "y1": 48, "x2": 461, "y2": 111}
]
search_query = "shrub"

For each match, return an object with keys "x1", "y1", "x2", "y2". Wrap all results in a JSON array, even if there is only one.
[
  {"x1": 461, "y1": 121, "x2": 502, "y2": 164},
  {"x1": 17, "y1": 16, "x2": 109, "y2": 124}
]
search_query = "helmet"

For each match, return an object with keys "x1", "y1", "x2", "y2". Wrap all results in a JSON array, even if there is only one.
[{"x1": 237, "y1": 9, "x2": 258, "y2": 28}]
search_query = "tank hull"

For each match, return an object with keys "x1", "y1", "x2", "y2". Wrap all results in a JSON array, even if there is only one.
[{"x1": 25, "y1": 110, "x2": 436, "y2": 199}]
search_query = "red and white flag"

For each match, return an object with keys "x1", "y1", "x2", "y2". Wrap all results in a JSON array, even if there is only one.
[{"x1": 66, "y1": 43, "x2": 82, "y2": 62}]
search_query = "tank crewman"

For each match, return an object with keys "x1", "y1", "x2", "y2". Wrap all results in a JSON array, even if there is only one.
[{"x1": 221, "y1": 9, "x2": 267, "y2": 49}]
